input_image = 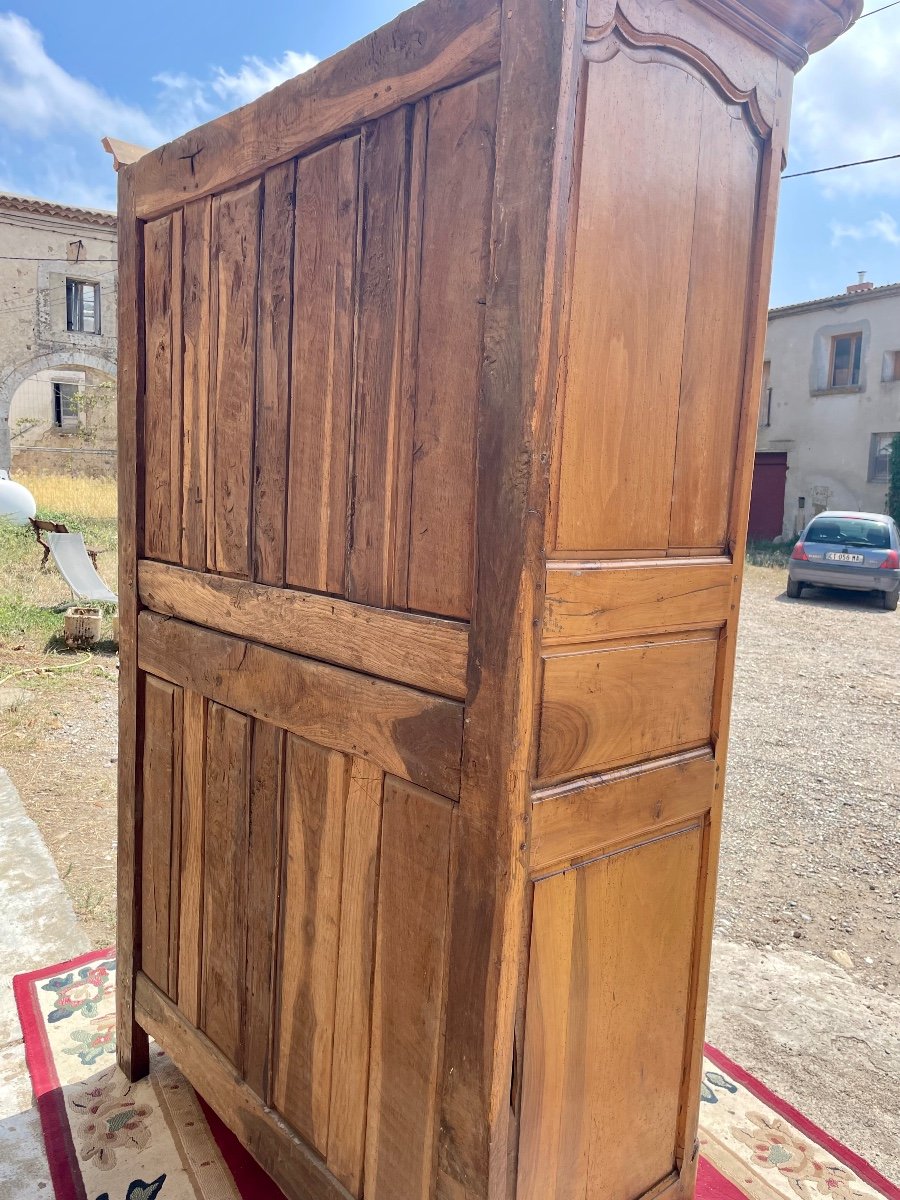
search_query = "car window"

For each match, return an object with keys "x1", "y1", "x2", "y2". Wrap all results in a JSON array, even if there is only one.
[{"x1": 805, "y1": 518, "x2": 891, "y2": 548}]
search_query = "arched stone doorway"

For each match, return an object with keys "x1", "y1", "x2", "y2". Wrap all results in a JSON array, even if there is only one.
[{"x1": 0, "y1": 350, "x2": 118, "y2": 472}]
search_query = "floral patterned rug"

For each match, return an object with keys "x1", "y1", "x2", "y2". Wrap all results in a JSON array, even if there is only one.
[{"x1": 14, "y1": 950, "x2": 899, "y2": 1200}]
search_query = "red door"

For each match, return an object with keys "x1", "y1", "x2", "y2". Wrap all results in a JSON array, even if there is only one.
[{"x1": 748, "y1": 452, "x2": 787, "y2": 539}]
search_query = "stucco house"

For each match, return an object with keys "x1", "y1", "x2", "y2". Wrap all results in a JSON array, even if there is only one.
[
  {"x1": 0, "y1": 192, "x2": 118, "y2": 475},
  {"x1": 750, "y1": 275, "x2": 900, "y2": 540}
]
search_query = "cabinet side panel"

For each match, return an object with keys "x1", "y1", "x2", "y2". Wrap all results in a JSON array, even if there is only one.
[{"x1": 144, "y1": 213, "x2": 182, "y2": 562}]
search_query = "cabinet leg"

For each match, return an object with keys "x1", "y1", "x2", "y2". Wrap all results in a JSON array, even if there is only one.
[{"x1": 118, "y1": 985, "x2": 150, "y2": 1081}]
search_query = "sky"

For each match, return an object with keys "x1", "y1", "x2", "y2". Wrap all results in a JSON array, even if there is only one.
[{"x1": 1, "y1": 1, "x2": 899, "y2": 308}]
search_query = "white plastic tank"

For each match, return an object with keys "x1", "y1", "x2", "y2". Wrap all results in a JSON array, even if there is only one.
[{"x1": 0, "y1": 470, "x2": 37, "y2": 526}]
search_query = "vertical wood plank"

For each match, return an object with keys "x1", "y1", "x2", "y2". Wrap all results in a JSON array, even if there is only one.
[
  {"x1": 208, "y1": 179, "x2": 261, "y2": 578},
  {"x1": 140, "y1": 675, "x2": 180, "y2": 995},
  {"x1": 253, "y1": 161, "x2": 296, "y2": 586},
  {"x1": 552, "y1": 56, "x2": 704, "y2": 552},
  {"x1": 116, "y1": 164, "x2": 150, "y2": 1081},
  {"x1": 327, "y1": 758, "x2": 384, "y2": 1197},
  {"x1": 181, "y1": 197, "x2": 211, "y2": 571},
  {"x1": 200, "y1": 703, "x2": 250, "y2": 1069},
  {"x1": 244, "y1": 720, "x2": 285, "y2": 1101},
  {"x1": 347, "y1": 109, "x2": 409, "y2": 608},
  {"x1": 365, "y1": 779, "x2": 453, "y2": 1200},
  {"x1": 273, "y1": 737, "x2": 348, "y2": 1153},
  {"x1": 669, "y1": 90, "x2": 761, "y2": 550},
  {"x1": 143, "y1": 213, "x2": 182, "y2": 562},
  {"x1": 515, "y1": 871, "x2": 576, "y2": 1200},
  {"x1": 285, "y1": 138, "x2": 359, "y2": 595},
  {"x1": 177, "y1": 689, "x2": 206, "y2": 1026},
  {"x1": 405, "y1": 72, "x2": 498, "y2": 620}
]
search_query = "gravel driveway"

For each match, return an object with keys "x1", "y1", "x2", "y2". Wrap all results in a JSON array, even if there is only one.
[{"x1": 707, "y1": 564, "x2": 900, "y2": 1180}]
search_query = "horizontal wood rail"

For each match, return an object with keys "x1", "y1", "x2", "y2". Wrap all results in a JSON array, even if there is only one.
[
  {"x1": 530, "y1": 749, "x2": 715, "y2": 875},
  {"x1": 129, "y1": 0, "x2": 501, "y2": 218},
  {"x1": 135, "y1": 973, "x2": 354, "y2": 1200},
  {"x1": 138, "y1": 561, "x2": 469, "y2": 699},
  {"x1": 137, "y1": 612, "x2": 464, "y2": 799}
]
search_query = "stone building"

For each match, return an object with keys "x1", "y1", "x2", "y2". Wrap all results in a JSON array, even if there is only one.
[
  {"x1": 750, "y1": 276, "x2": 900, "y2": 539},
  {"x1": 0, "y1": 192, "x2": 118, "y2": 475}
]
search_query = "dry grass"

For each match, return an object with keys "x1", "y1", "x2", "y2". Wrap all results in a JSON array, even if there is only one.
[{"x1": 15, "y1": 472, "x2": 118, "y2": 521}]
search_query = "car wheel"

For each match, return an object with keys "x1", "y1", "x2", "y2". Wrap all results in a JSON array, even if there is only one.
[
  {"x1": 786, "y1": 578, "x2": 803, "y2": 599},
  {"x1": 883, "y1": 590, "x2": 899, "y2": 611}
]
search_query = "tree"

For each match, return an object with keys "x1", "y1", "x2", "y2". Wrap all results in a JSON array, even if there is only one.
[{"x1": 889, "y1": 432, "x2": 900, "y2": 527}]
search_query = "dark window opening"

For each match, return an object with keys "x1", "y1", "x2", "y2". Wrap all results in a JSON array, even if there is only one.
[
  {"x1": 829, "y1": 332, "x2": 862, "y2": 388},
  {"x1": 66, "y1": 279, "x2": 101, "y2": 334},
  {"x1": 53, "y1": 382, "x2": 78, "y2": 431}
]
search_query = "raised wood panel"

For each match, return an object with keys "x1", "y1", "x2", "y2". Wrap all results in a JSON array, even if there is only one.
[
  {"x1": 669, "y1": 86, "x2": 761, "y2": 548},
  {"x1": 286, "y1": 138, "x2": 359, "y2": 595},
  {"x1": 140, "y1": 675, "x2": 182, "y2": 995},
  {"x1": 517, "y1": 826, "x2": 705, "y2": 1200},
  {"x1": 244, "y1": 720, "x2": 285, "y2": 1101},
  {"x1": 327, "y1": 759, "x2": 385, "y2": 1197},
  {"x1": 253, "y1": 161, "x2": 296, "y2": 587},
  {"x1": 199, "y1": 702, "x2": 250, "y2": 1069},
  {"x1": 208, "y1": 179, "x2": 261, "y2": 578},
  {"x1": 531, "y1": 750, "x2": 715, "y2": 874},
  {"x1": 404, "y1": 72, "x2": 498, "y2": 620},
  {"x1": 365, "y1": 779, "x2": 453, "y2": 1200},
  {"x1": 177, "y1": 689, "x2": 206, "y2": 1025},
  {"x1": 180, "y1": 198, "x2": 211, "y2": 571},
  {"x1": 274, "y1": 737, "x2": 349, "y2": 1152},
  {"x1": 543, "y1": 560, "x2": 733, "y2": 644},
  {"x1": 137, "y1": 611, "x2": 464, "y2": 799},
  {"x1": 553, "y1": 52, "x2": 702, "y2": 552},
  {"x1": 143, "y1": 214, "x2": 182, "y2": 563},
  {"x1": 537, "y1": 632, "x2": 719, "y2": 783},
  {"x1": 138, "y1": 561, "x2": 469, "y2": 700},
  {"x1": 347, "y1": 108, "x2": 410, "y2": 609}
]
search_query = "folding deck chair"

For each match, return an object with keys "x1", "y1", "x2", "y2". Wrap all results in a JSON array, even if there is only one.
[{"x1": 43, "y1": 531, "x2": 118, "y2": 605}]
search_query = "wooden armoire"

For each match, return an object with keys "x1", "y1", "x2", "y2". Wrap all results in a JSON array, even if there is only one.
[{"x1": 117, "y1": 0, "x2": 859, "y2": 1197}]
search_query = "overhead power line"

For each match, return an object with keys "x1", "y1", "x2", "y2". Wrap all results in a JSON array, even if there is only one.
[
  {"x1": 859, "y1": 0, "x2": 900, "y2": 15},
  {"x1": 783, "y1": 152, "x2": 900, "y2": 179}
]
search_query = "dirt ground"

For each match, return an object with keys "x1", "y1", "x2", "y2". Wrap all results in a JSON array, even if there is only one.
[{"x1": 0, "y1": 561, "x2": 897, "y2": 1176}]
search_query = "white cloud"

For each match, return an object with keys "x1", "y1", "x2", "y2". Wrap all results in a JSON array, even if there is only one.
[
  {"x1": 831, "y1": 211, "x2": 900, "y2": 246},
  {"x1": 210, "y1": 51, "x2": 318, "y2": 107},
  {"x1": 790, "y1": 8, "x2": 900, "y2": 196}
]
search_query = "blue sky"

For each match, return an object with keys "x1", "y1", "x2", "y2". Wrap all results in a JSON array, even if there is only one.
[{"x1": 2, "y1": 1, "x2": 899, "y2": 308}]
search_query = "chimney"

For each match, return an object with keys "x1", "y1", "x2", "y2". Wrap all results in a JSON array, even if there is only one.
[{"x1": 846, "y1": 270, "x2": 874, "y2": 295}]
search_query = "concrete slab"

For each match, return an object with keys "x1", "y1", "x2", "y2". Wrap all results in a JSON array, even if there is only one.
[{"x1": 0, "y1": 767, "x2": 89, "y2": 1198}]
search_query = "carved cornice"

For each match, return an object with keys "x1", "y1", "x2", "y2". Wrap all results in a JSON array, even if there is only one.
[{"x1": 694, "y1": 0, "x2": 862, "y2": 69}]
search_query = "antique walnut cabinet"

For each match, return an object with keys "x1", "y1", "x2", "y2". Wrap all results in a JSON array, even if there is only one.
[{"x1": 117, "y1": 0, "x2": 859, "y2": 1197}]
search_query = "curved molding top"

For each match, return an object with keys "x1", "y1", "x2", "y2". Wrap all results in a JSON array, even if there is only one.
[{"x1": 697, "y1": 0, "x2": 862, "y2": 67}]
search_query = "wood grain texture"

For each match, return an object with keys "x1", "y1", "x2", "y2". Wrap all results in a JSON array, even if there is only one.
[
  {"x1": 137, "y1": 611, "x2": 463, "y2": 798},
  {"x1": 244, "y1": 720, "x2": 285, "y2": 1101},
  {"x1": 273, "y1": 738, "x2": 348, "y2": 1152},
  {"x1": 517, "y1": 828, "x2": 704, "y2": 1200},
  {"x1": 404, "y1": 72, "x2": 498, "y2": 619},
  {"x1": 530, "y1": 750, "x2": 714, "y2": 874},
  {"x1": 669, "y1": 86, "x2": 761, "y2": 549},
  {"x1": 208, "y1": 179, "x2": 261, "y2": 577},
  {"x1": 143, "y1": 213, "x2": 182, "y2": 562},
  {"x1": 177, "y1": 689, "x2": 206, "y2": 1026},
  {"x1": 130, "y1": 0, "x2": 502, "y2": 218},
  {"x1": 365, "y1": 779, "x2": 453, "y2": 1200},
  {"x1": 181, "y1": 198, "x2": 212, "y2": 570},
  {"x1": 538, "y1": 633, "x2": 719, "y2": 783},
  {"x1": 553, "y1": 52, "x2": 703, "y2": 553},
  {"x1": 253, "y1": 161, "x2": 296, "y2": 586},
  {"x1": 200, "y1": 702, "x2": 250, "y2": 1069},
  {"x1": 285, "y1": 138, "x2": 359, "y2": 595},
  {"x1": 116, "y1": 164, "x2": 150, "y2": 1081},
  {"x1": 136, "y1": 972, "x2": 356, "y2": 1200},
  {"x1": 140, "y1": 675, "x2": 181, "y2": 995},
  {"x1": 327, "y1": 758, "x2": 384, "y2": 1197},
  {"x1": 543, "y1": 560, "x2": 733, "y2": 644},
  {"x1": 138, "y1": 560, "x2": 469, "y2": 699},
  {"x1": 347, "y1": 108, "x2": 409, "y2": 609}
]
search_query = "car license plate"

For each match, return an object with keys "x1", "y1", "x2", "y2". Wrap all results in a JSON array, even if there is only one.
[{"x1": 825, "y1": 552, "x2": 864, "y2": 563}]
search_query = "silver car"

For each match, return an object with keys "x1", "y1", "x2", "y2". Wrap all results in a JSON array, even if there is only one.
[{"x1": 787, "y1": 511, "x2": 900, "y2": 610}]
